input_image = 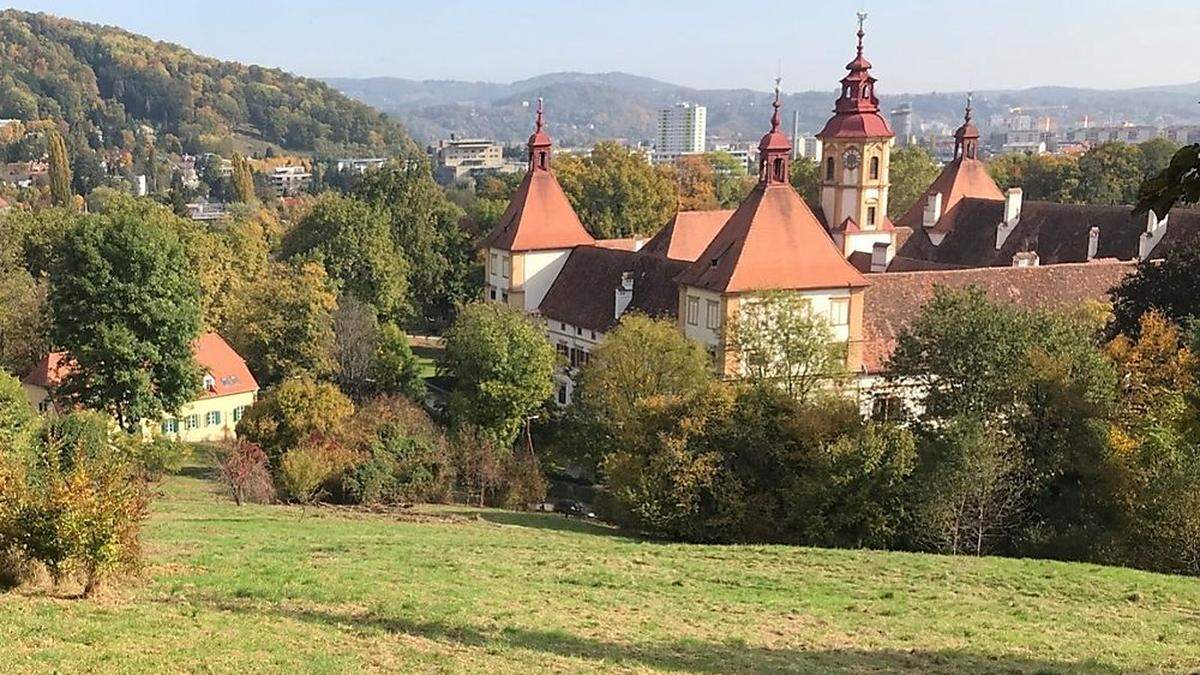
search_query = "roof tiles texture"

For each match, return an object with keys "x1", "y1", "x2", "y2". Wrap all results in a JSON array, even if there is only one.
[
  {"x1": 861, "y1": 261, "x2": 1134, "y2": 373},
  {"x1": 481, "y1": 170, "x2": 594, "y2": 252},
  {"x1": 641, "y1": 209, "x2": 735, "y2": 262},
  {"x1": 538, "y1": 246, "x2": 689, "y2": 333},
  {"x1": 676, "y1": 184, "x2": 869, "y2": 293},
  {"x1": 896, "y1": 158, "x2": 1005, "y2": 231}
]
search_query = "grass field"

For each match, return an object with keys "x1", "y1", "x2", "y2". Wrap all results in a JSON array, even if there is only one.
[{"x1": 2, "y1": 467, "x2": 1199, "y2": 674}]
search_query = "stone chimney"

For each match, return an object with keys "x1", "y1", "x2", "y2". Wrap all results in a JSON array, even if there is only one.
[
  {"x1": 996, "y1": 187, "x2": 1022, "y2": 250},
  {"x1": 1087, "y1": 226, "x2": 1100, "y2": 261},
  {"x1": 614, "y1": 272, "x2": 634, "y2": 320},
  {"x1": 922, "y1": 192, "x2": 943, "y2": 229},
  {"x1": 1138, "y1": 210, "x2": 1168, "y2": 260},
  {"x1": 870, "y1": 241, "x2": 891, "y2": 273}
]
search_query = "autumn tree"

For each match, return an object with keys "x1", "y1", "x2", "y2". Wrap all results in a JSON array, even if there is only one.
[
  {"x1": 789, "y1": 156, "x2": 821, "y2": 208},
  {"x1": 236, "y1": 376, "x2": 354, "y2": 466},
  {"x1": 708, "y1": 151, "x2": 754, "y2": 208},
  {"x1": 556, "y1": 141, "x2": 677, "y2": 238},
  {"x1": 675, "y1": 155, "x2": 719, "y2": 211},
  {"x1": 48, "y1": 207, "x2": 202, "y2": 430},
  {"x1": 887, "y1": 146, "x2": 939, "y2": 220},
  {"x1": 283, "y1": 192, "x2": 409, "y2": 323},
  {"x1": 443, "y1": 302, "x2": 556, "y2": 448},
  {"x1": 726, "y1": 291, "x2": 844, "y2": 403},
  {"x1": 47, "y1": 128, "x2": 73, "y2": 207},
  {"x1": 230, "y1": 153, "x2": 256, "y2": 203},
  {"x1": 225, "y1": 260, "x2": 338, "y2": 385}
]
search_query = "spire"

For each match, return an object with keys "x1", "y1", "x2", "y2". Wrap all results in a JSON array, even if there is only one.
[
  {"x1": 758, "y1": 76, "x2": 792, "y2": 185},
  {"x1": 953, "y1": 92, "x2": 981, "y2": 160},
  {"x1": 817, "y1": 13, "x2": 893, "y2": 140},
  {"x1": 527, "y1": 97, "x2": 552, "y2": 171}
]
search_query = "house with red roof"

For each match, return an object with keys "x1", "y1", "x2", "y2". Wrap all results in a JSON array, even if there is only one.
[{"x1": 22, "y1": 332, "x2": 259, "y2": 443}]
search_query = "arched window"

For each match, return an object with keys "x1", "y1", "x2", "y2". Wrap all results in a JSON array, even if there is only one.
[
  {"x1": 825, "y1": 156, "x2": 835, "y2": 180},
  {"x1": 773, "y1": 157, "x2": 785, "y2": 182},
  {"x1": 538, "y1": 152, "x2": 548, "y2": 170},
  {"x1": 869, "y1": 156, "x2": 880, "y2": 180}
]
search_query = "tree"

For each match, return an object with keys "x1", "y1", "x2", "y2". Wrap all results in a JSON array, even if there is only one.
[
  {"x1": 726, "y1": 291, "x2": 844, "y2": 403},
  {"x1": 283, "y1": 192, "x2": 409, "y2": 323},
  {"x1": 1109, "y1": 237, "x2": 1200, "y2": 339},
  {"x1": 374, "y1": 323, "x2": 426, "y2": 401},
  {"x1": 332, "y1": 296, "x2": 383, "y2": 400},
  {"x1": 350, "y1": 162, "x2": 474, "y2": 331},
  {"x1": 555, "y1": 142, "x2": 677, "y2": 238},
  {"x1": 675, "y1": 155, "x2": 719, "y2": 211},
  {"x1": 236, "y1": 376, "x2": 354, "y2": 466},
  {"x1": 887, "y1": 146, "x2": 939, "y2": 220},
  {"x1": 443, "y1": 302, "x2": 556, "y2": 448},
  {"x1": 573, "y1": 315, "x2": 711, "y2": 464},
  {"x1": 48, "y1": 208, "x2": 202, "y2": 430},
  {"x1": 230, "y1": 153, "x2": 256, "y2": 203},
  {"x1": 1076, "y1": 142, "x2": 1144, "y2": 205},
  {"x1": 789, "y1": 156, "x2": 821, "y2": 208},
  {"x1": 0, "y1": 371, "x2": 36, "y2": 453},
  {"x1": 1135, "y1": 143, "x2": 1200, "y2": 219},
  {"x1": 707, "y1": 151, "x2": 754, "y2": 208},
  {"x1": 47, "y1": 129, "x2": 73, "y2": 207},
  {"x1": 217, "y1": 439, "x2": 273, "y2": 506},
  {"x1": 0, "y1": 244, "x2": 48, "y2": 376},
  {"x1": 1136, "y1": 138, "x2": 1180, "y2": 180},
  {"x1": 225, "y1": 260, "x2": 338, "y2": 385}
]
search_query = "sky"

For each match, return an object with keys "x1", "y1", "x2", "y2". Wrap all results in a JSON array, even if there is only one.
[{"x1": 6, "y1": 0, "x2": 1200, "y2": 93}]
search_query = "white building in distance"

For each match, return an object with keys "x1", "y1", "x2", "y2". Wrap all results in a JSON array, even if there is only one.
[{"x1": 655, "y1": 103, "x2": 706, "y2": 164}]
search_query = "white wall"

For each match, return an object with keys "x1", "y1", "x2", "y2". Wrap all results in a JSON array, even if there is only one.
[
  {"x1": 522, "y1": 249, "x2": 571, "y2": 312},
  {"x1": 681, "y1": 287, "x2": 724, "y2": 347}
]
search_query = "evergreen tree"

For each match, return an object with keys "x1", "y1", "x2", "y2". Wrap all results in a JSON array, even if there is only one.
[
  {"x1": 47, "y1": 129, "x2": 73, "y2": 207},
  {"x1": 231, "y1": 153, "x2": 256, "y2": 203}
]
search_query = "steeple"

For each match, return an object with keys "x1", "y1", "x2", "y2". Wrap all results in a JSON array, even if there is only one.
[
  {"x1": 817, "y1": 13, "x2": 893, "y2": 140},
  {"x1": 758, "y1": 77, "x2": 792, "y2": 185},
  {"x1": 953, "y1": 93, "x2": 980, "y2": 160},
  {"x1": 528, "y1": 98, "x2": 552, "y2": 171}
]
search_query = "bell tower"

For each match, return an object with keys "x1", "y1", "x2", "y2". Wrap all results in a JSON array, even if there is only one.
[{"x1": 817, "y1": 12, "x2": 894, "y2": 234}]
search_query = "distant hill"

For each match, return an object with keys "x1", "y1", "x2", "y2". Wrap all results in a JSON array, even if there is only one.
[
  {"x1": 328, "y1": 71, "x2": 1200, "y2": 147},
  {"x1": 0, "y1": 10, "x2": 419, "y2": 158}
]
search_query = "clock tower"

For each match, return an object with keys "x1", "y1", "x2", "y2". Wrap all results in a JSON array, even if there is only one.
[{"x1": 817, "y1": 13, "x2": 896, "y2": 261}]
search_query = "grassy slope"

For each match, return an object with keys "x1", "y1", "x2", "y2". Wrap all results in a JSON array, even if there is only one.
[{"x1": 1, "y1": 468, "x2": 1198, "y2": 674}]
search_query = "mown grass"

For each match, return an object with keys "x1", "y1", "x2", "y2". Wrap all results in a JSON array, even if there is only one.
[{"x1": 1, "y1": 465, "x2": 1199, "y2": 674}]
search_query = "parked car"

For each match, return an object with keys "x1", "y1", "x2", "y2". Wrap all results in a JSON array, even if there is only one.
[{"x1": 553, "y1": 499, "x2": 595, "y2": 519}]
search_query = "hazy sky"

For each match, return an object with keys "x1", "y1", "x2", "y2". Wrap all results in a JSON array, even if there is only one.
[{"x1": 8, "y1": 1, "x2": 1199, "y2": 93}]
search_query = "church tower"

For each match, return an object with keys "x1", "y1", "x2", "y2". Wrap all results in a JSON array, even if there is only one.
[{"x1": 817, "y1": 13, "x2": 896, "y2": 264}]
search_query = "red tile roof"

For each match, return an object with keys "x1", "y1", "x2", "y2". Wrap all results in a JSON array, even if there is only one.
[
  {"x1": 23, "y1": 333, "x2": 259, "y2": 398},
  {"x1": 860, "y1": 261, "x2": 1135, "y2": 373},
  {"x1": 642, "y1": 209, "x2": 735, "y2": 262},
  {"x1": 896, "y1": 157, "x2": 1004, "y2": 231},
  {"x1": 594, "y1": 238, "x2": 643, "y2": 252},
  {"x1": 676, "y1": 183, "x2": 869, "y2": 293},
  {"x1": 481, "y1": 169, "x2": 595, "y2": 252}
]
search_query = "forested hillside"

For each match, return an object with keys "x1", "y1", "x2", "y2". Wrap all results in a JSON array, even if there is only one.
[{"x1": 0, "y1": 10, "x2": 419, "y2": 158}]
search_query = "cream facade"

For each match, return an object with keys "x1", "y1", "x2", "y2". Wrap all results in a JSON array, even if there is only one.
[
  {"x1": 485, "y1": 247, "x2": 574, "y2": 312},
  {"x1": 159, "y1": 390, "x2": 257, "y2": 443}
]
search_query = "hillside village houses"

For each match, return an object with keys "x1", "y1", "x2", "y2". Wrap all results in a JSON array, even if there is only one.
[
  {"x1": 22, "y1": 333, "x2": 259, "y2": 443},
  {"x1": 481, "y1": 15, "x2": 1189, "y2": 411}
]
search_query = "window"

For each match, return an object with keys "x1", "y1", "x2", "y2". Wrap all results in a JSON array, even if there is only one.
[
  {"x1": 205, "y1": 410, "x2": 222, "y2": 427},
  {"x1": 501, "y1": 256, "x2": 511, "y2": 279},
  {"x1": 557, "y1": 384, "x2": 568, "y2": 405},
  {"x1": 867, "y1": 206, "x2": 877, "y2": 226},
  {"x1": 38, "y1": 398, "x2": 51, "y2": 413},
  {"x1": 556, "y1": 342, "x2": 570, "y2": 358},
  {"x1": 825, "y1": 156, "x2": 835, "y2": 180},
  {"x1": 185, "y1": 414, "x2": 200, "y2": 431},
  {"x1": 501, "y1": 291, "x2": 509, "y2": 303},
  {"x1": 162, "y1": 418, "x2": 179, "y2": 435},
  {"x1": 829, "y1": 297, "x2": 850, "y2": 326},
  {"x1": 490, "y1": 253, "x2": 498, "y2": 275},
  {"x1": 569, "y1": 347, "x2": 590, "y2": 369},
  {"x1": 705, "y1": 299, "x2": 721, "y2": 330},
  {"x1": 202, "y1": 373, "x2": 216, "y2": 391},
  {"x1": 869, "y1": 156, "x2": 880, "y2": 179},
  {"x1": 589, "y1": 330, "x2": 596, "y2": 340},
  {"x1": 233, "y1": 406, "x2": 246, "y2": 422},
  {"x1": 686, "y1": 296, "x2": 700, "y2": 325},
  {"x1": 575, "y1": 326, "x2": 583, "y2": 336},
  {"x1": 772, "y1": 157, "x2": 784, "y2": 182},
  {"x1": 489, "y1": 288, "x2": 497, "y2": 301}
]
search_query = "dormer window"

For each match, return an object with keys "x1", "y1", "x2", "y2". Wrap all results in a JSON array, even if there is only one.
[{"x1": 202, "y1": 373, "x2": 216, "y2": 392}]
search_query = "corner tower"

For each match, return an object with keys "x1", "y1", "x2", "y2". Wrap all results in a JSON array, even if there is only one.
[
  {"x1": 817, "y1": 12, "x2": 896, "y2": 264},
  {"x1": 481, "y1": 99, "x2": 594, "y2": 311}
]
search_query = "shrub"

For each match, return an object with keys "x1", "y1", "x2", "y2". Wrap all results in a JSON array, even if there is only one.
[
  {"x1": 0, "y1": 411, "x2": 150, "y2": 596},
  {"x1": 138, "y1": 436, "x2": 191, "y2": 481},
  {"x1": 0, "y1": 371, "x2": 37, "y2": 453},
  {"x1": 216, "y1": 439, "x2": 274, "y2": 506},
  {"x1": 340, "y1": 396, "x2": 452, "y2": 505},
  {"x1": 236, "y1": 376, "x2": 354, "y2": 468},
  {"x1": 279, "y1": 436, "x2": 356, "y2": 506}
]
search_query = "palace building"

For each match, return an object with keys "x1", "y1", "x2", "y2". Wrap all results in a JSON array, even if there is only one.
[{"x1": 479, "y1": 15, "x2": 1164, "y2": 410}]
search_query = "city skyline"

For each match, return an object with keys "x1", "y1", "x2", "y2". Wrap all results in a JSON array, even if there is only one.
[{"x1": 6, "y1": 0, "x2": 1199, "y2": 94}]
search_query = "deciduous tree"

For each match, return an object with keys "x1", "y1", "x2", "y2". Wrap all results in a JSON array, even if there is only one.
[
  {"x1": 887, "y1": 145, "x2": 939, "y2": 220},
  {"x1": 556, "y1": 142, "x2": 677, "y2": 238}
]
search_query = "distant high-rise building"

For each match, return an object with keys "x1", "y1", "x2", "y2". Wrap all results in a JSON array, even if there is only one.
[
  {"x1": 655, "y1": 103, "x2": 706, "y2": 163},
  {"x1": 890, "y1": 103, "x2": 913, "y2": 146}
]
